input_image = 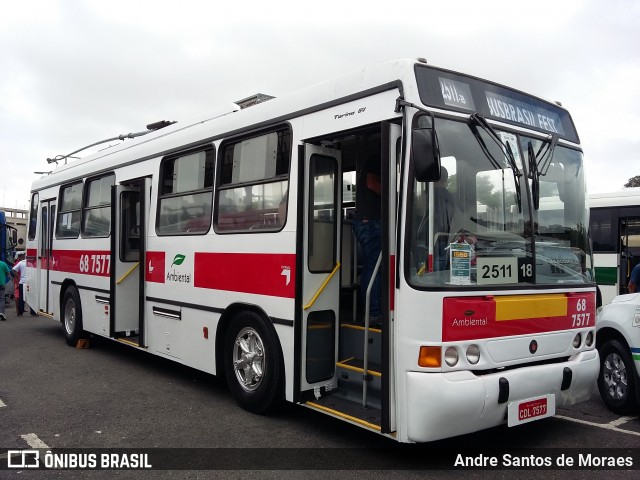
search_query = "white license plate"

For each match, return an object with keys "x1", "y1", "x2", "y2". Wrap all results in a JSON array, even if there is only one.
[{"x1": 507, "y1": 394, "x2": 555, "y2": 427}]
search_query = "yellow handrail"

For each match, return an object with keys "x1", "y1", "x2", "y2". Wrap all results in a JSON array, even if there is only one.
[
  {"x1": 303, "y1": 262, "x2": 341, "y2": 310},
  {"x1": 116, "y1": 262, "x2": 140, "y2": 285}
]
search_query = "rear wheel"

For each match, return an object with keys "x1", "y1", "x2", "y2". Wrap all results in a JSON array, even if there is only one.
[
  {"x1": 597, "y1": 339, "x2": 639, "y2": 414},
  {"x1": 224, "y1": 311, "x2": 283, "y2": 413},
  {"x1": 62, "y1": 287, "x2": 84, "y2": 347}
]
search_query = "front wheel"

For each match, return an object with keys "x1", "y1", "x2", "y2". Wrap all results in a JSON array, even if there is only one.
[
  {"x1": 597, "y1": 339, "x2": 639, "y2": 414},
  {"x1": 223, "y1": 311, "x2": 283, "y2": 413},
  {"x1": 62, "y1": 287, "x2": 84, "y2": 347}
]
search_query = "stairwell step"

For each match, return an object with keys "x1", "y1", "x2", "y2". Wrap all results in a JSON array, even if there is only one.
[{"x1": 336, "y1": 357, "x2": 382, "y2": 377}]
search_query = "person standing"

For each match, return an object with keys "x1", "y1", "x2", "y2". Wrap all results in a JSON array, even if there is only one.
[
  {"x1": 13, "y1": 258, "x2": 21, "y2": 311},
  {"x1": 628, "y1": 262, "x2": 640, "y2": 293},
  {"x1": 11, "y1": 251, "x2": 34, "y2": 316},
  {"x1": 0, "y1": 258, "x2": 10, "y2": 321},
  {"x1": 353, "y1": 154, "x2": 382, "y2": 323}
]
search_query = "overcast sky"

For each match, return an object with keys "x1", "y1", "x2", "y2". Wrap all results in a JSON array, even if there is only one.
[{"x1": 1, "y1": 0, "x2": 639, "y2": 211}]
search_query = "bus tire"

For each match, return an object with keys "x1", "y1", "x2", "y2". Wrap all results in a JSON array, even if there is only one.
[
  {"x1": 62, "y1": 286, "x2": 84, "y2": 347},
  {"x1": 223, "y1": 310, "x2": 283, "y2": 414},
  {"x1": 597, "y1": 339, "x2": 638, "y2": 414}
]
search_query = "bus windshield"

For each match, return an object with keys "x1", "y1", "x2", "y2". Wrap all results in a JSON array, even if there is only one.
[{"x1": 407, "y1": 115, "x2": 593, "y2": 288}]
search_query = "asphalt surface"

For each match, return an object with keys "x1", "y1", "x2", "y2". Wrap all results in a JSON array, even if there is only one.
[{"x1": 0, "y1": 300, "x2": 638, "y2": 479}]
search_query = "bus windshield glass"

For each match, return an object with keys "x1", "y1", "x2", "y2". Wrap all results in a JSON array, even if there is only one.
[{"x1": 407, "y1": 115, "x2": 593, "y2": 288}]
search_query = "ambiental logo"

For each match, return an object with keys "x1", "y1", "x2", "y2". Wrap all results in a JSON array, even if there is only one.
[
  {"x1": 171, "y1": 254, "x2": 186, "y2": 267},
  {"x1": 166, "y1": 253, "x2": 191, "y2": 284}
]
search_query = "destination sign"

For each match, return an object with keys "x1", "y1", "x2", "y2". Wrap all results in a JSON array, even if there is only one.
[
  {"x1": 485, "y1": 91, "x2": 565, "y2": 135},
  {"x1": 439, "y1": 77, "x2": 475, "y2": 110},
  {"x1": 415, "y1": 65, "x2": 578, "y2": 143}
]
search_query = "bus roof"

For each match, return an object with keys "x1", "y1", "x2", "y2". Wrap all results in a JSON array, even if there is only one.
[
  {"x1": 589, "y1": 188, "x2": 640, "y2": 208},
  {"x1": 31, "y1": 57, "x2": 577, "y2": 193},
  {"x1": 32, "y1": 58, "x2": 420, "y2": 191}
]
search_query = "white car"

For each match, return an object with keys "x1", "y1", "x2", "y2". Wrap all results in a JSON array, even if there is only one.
[{"x1": 596, "y1": 294, "x2": 640, "y2": 413}]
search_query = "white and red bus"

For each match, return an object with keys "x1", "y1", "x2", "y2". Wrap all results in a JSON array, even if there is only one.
[{"x1": 25, "y1": 58, "x2": 598, "y2": 442}]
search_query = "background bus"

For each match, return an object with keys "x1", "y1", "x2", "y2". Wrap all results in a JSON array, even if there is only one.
[
  {"x1": 0, "y1": 210, "x2": 19, "y2": 264},
  {"x1": 26, "y1": 58, "x2": 598, "y2": 443},
  {"x1": 1, "y1": 210, "x2": 18, "y2": 304},
  {"x1": 589, "y1": 188, "x2": 640, "y2": 305},
  {"x1": 1, "y1": 207, "x2": 28, "y2": 255}
]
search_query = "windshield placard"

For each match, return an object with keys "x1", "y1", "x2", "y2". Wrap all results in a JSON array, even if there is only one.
[{"x1": 477, "y1": 257, "x2": 518, "y2": 285}]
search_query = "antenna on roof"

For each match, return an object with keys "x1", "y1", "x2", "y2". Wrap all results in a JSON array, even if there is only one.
[{"x1": 46, "y1": 120, "x2": 177, "y2": 165}]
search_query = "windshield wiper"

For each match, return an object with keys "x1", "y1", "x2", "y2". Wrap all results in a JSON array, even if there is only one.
[
  {"x1": 527, "y1": 134, "x2": 558, "y2": 210},
  {"x1": 535, "y1": 133, "x2": 558, "y2": 175},
  {"x1": 468, "y1": 113, "x2": 523, "y2": 212},
  {"x1": 527, "y1": 142, "x2": 540, "y2": 210}
]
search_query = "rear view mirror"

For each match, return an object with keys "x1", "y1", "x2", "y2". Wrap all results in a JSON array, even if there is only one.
[{"x1": 412, "y1": 127, "x2": 441, "y2": 182}]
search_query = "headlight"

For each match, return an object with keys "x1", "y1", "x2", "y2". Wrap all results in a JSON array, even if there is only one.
[
  {"x1": 573, "y1": 333, "x2": 582, "y2": 348},
  {"x1": 444, "y1": 347, "x2": 459, "y2": 367},
  {"x1": 466, "y1": 344, "x2": 481, "y2": 364},
  {"x1": 585, "y1": 331, "x2": 594, "y2": 347}
]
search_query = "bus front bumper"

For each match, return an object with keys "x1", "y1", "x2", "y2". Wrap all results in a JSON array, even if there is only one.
[{"x1": 404, "y1": 349, "x2": 599, "y2": 443}]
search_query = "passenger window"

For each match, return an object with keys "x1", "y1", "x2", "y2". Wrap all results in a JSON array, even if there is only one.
[
  {"x1": 28, "y1": 193, "x2": 39, "y2": 241},
  {"x1": 82, "y1": 174, "x2": 115, "y2": 237},
  {"x1": 157, "y1": 147, "x2": 215, "y2": 235},
  {"x1": 56, "y1": 182, "x2": 83, "y2": 238},
  {"x1": 216, "y1": 129, "x2": 291, "y2": 232}
]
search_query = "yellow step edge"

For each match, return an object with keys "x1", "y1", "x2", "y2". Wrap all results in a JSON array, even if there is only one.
[
  {"x1": 336, "y1": 359, "x2": 382, "y2": 377},
  {"x1": 340, "y1": 323, "x2": 382, "y2": 334},
  {"x1": 305, "y1": 401, "x2": 381, "y2": 431},
  {"x1": 117, "y1": 338, "x2": 145, "y2": 347}
]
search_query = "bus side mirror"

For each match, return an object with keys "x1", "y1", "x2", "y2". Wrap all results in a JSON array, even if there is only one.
[{"x1": 412, "y1": 127, "x2": 441, "y2": 182}]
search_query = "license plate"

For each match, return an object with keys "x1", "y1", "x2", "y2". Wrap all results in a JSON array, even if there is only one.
[{"x1": 507, "y1": 394, "x2": 555, "y2": 427}]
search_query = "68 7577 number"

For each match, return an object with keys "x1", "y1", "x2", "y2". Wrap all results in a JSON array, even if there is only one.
[{"x1": 79, "y1": 254, "x2": 111, "y2": 275}]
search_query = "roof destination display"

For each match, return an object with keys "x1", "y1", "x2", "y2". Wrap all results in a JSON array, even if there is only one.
[
  {"x1": 484, "y1": 90, "x2": 565, "y2": 136},
  {"x1": 415, "y1": 65, "x2": 578, "y2": 143}
]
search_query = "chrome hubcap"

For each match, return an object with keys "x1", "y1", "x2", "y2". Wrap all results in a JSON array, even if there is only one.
[
  {"x1": 64, "y1": 299, "x2": 76, "y2": 335},
  {"x1": 232, "y1": 327, "x2": 265, "y2": 392}
]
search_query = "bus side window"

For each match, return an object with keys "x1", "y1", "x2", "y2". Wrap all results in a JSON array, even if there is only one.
[
  {"x1": 157, "y1": 148, "x2": 214, "y2": 235},
  {"x1": 215, "y1": 129, "x2": 291, "y2": 233}
]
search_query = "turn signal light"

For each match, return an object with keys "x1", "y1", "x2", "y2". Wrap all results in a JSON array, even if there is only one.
[{"x1": 418, "y1": 346, "x2": 441, "y2": 367}]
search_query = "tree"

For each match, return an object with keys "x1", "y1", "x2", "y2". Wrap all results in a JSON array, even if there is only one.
[{"x1": 625, "y1": 176, "x2": 640, "y2": 188}]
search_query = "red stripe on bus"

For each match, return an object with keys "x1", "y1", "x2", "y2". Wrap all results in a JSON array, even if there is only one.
[
  {"x1": 442, "y1": 293, "x2": 595, "y2": 341},
  {"x1": 146, "y1": 251, "x2": 166, "y2": 283},
  {"x1": 194, "y1": 252, "x2": 296, "y2": 298},
  {"x1": 46, "y1": 250, "x2": 112, "y2": 277}
]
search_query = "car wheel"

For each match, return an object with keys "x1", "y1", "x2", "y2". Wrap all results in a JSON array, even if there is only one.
[
  {"x1": 223, "y1": 311, "x2": 283, "y2": 413},
  {"x1": 597, "y1": 339, "x2": 639, "y2": 414},
  {"x1": 62, "y1": 287, "x2": 84, "y2": 347}
]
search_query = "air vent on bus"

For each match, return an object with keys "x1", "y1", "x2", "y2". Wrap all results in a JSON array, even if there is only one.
[{"x1": 234, "y1": 93, "x2": 275, "y2": 109}]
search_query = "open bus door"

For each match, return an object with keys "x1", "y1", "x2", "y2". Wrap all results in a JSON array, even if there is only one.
[
  {"x1": 619, "y1": 217, "x2": 640, "y2": 294},
  {"x1": 299, "y1": 144, "x2": 342, "y2": 397},
  {"x1": 110, "y1": 179, "x2": 150, "y2": 346},
  {"x1": 37, "y1": 199, "x2": 56, "y2": 315}
]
